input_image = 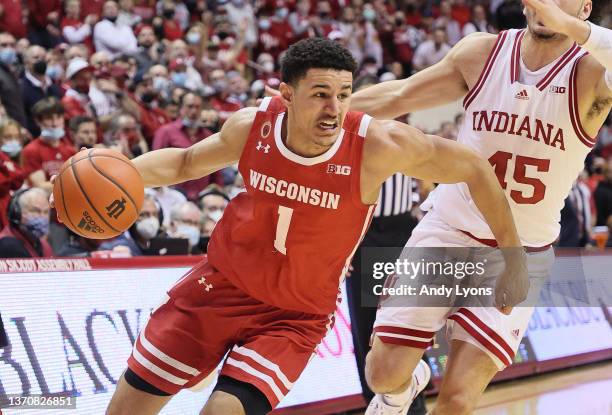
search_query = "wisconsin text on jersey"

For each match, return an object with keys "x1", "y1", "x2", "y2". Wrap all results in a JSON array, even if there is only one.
[
  {"x1": 249, "y1": 169, "x2": 341, "y2": 209},
  {"x1": 472, "y1": 110, "x2": 565, "y2": 150}
]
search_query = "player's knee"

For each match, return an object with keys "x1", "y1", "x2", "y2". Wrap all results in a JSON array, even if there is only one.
[
  {"x1": 434, "y1": 391, "x2": 474, "y2": 415},
  {"x1": 200, "y1": 391, "x2": 245, "y2": 415},
  {"x1": 365, "y1": 349, "x2": 403, "y2": 393}
]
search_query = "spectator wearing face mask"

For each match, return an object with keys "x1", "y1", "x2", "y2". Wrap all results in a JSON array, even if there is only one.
[
  {"x1": 256, "y1": 4, "x2": 293, "y2": 62},
  {"x1": 68, "y1": 115, "x2": 99, "y2": 149},
  {"x1": 0, "y1": 118, "x2": 27, "y2": 229},
  {"x1": 168, "y1": 201, "x2": 203, "y2": 254},
  {"x1": 98, "y1": 194, "x2": 164, "y2": 255},
  {"x1": 21, "y1": 98, "x2": 76, "y2": 193},
  {"x1": 127, "y1": 71, "x2": 170, "y2": 144},
  {"x1": 21, "y1": 45, "x2": 64, "y2": 136},
  {"x1": 0, "y1": 32, "x2": 27, "y2": 127},
  {"x1": 61, "y1": 58, "x2": 97, "y2": 120},
  {"x1": 106, "y1": 112, "x2": 148, "y2": 159},
  {"x1": 198, "y1": 186, "x2": 229, "y2": 225},
  {"x1": 93, "y1": 1, "x2": 138, "y2": 58},
  {"x1": 0, "y1": 188, "x2": 53, "y2": 258},
  {"x1": 145, "y1": 186, "x2": 186, "y2": 228},
  {"x1": 153, "y1": 92, "x2": 222, "y2": 200},
  {"x1": 154, "y1": 0, "x2": 183, "y2": 41},
  {"x1": 208, "y1": 69, "x2": 242, "y2": 124}
]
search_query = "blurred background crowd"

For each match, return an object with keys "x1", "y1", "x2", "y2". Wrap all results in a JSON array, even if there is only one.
[{"x1": 0, "y1": 0, "x2": 610, "y2": 258}]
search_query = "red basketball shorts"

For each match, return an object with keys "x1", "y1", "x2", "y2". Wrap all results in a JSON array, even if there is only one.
[{"x1": 127, "y1": 258, "x2": 331, "y2": 408}]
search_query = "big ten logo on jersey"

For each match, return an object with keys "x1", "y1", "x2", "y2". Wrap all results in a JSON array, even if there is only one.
[
  {"x1": 327, "y1": 164, "x2": 351, "y2": 175},
  {"x1": 549, "y1": 85, "x2": 566, "y2": 94}
]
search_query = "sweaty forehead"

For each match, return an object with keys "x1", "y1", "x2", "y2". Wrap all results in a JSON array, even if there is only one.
[{"x1": 299, "y1": 69, "x2": 353, "y2": 90}]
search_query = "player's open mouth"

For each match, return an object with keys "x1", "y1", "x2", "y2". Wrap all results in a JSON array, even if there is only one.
[{"x1": 318, "y1": 121, "x2": 338, "y2": 131}]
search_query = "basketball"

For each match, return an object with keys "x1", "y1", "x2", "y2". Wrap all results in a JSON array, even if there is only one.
[{"x1": 52, "y1": 148, "x2": 145, "y2": 239}]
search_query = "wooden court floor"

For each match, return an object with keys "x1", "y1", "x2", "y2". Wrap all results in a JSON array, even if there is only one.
[{"x1": 424, "y1": 361, "x2": 612, "y2": 415}]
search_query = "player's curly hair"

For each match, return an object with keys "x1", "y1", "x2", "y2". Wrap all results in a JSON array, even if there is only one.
[{"x1": 280, "y1": 38, "x2": 357, "y2": 86}]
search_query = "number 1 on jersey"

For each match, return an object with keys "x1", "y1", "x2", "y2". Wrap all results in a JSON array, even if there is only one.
[{"x1": 274, "y1": 205, "x2": 293, "y2": 255}]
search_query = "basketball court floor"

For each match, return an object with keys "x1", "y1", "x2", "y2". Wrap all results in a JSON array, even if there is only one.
[{"x1": 426, "y1": 361, "x2": 612, "y2": 415}]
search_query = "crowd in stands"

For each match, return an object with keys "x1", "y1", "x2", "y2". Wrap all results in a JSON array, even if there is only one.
[{"x1": 0, "y1": 0, "x2": 610, "y2": 258}]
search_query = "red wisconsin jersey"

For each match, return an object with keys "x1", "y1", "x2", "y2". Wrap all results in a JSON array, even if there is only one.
[{"x1": 208, "y1": 96, "x2": 375, "y2": 315}]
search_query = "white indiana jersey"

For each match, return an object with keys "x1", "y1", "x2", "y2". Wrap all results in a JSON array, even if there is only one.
[{"x1": 425, "y1": 29, "x2": 597, "y2": 247}]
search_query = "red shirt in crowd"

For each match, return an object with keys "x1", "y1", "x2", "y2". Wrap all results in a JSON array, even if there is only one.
[
  {"x1": 257, "y1": 20, "x2": 293, "y2": 62},
  {"x1": 0, "y1": 0, "x2": 27, "y2": 38},
  {"x1": 392, "y1": 28, "x2": 414, "y2": 65},
  {"x1": 209, "y1": 95, "x2": 242, "y2": 124},
  {"x1": 152, "y1": 120, "x2": 221, "y2": 200},
  {"x1": 80, "y1": 0, "x2": 105, "y2": 20},
  {"x1": 21, "y1": 137, "x2": 76, "y2": 181},
  {"x1": 0, "y1": 224, "x2": 53, "y2": 257},
  {"x1": 26, "y1": 0, "x2": 61, "y2": 28},
  {"x1": 130, "y1": 93, "x2": 171, "y2": 145},
  {"x1": 0, "y1": 152, "x2": 26, "y2": 229},
  {"x1": 163, "y1": 19, "x2": 183, "y2": 41},
  {"x1": 452, "y1": 4, "x2": 472, "y2": 27},
  {"x1": 61, "y1": 90, "x2": 96, "y2": 120}
]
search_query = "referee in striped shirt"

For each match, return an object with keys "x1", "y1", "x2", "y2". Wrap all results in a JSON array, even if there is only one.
[{"x1": 346, "y1": 172, "x2": 425, "y2": 413}]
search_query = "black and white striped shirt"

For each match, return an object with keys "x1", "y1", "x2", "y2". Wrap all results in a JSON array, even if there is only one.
[{"x1": 373, "y1": 174, "x2": 418, "y2": 218}]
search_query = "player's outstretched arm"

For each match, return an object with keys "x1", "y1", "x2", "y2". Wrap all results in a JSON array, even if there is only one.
[
  {"x1": 364, "y1": 120, "x2": 528, "y2": 312},
  {"x1": 132, "y1": 107, "x2": 256, "y2": 187},
  {"x1": 365, "y1": 120, "x2": 521, "y2": 249},
  {"x1": 349, "y1": 33, "x2": 493, "y2": 119}
]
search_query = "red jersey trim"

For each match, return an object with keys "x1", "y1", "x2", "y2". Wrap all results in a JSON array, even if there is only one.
[
  {"x1": 464, "y1": 31, "x2": 508, "y2": 110},
  {"x1": 510, "y1": 29, "x2": 526, "y2": 84},
  {"x1": 536, "y1": 44, "x2": 580, "y2": 90},
  {"x1": 569, "y1": 52, "x2": 597, "y2": 148}
]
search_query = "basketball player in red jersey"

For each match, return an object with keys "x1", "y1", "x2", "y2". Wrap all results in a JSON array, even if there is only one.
[
  {"x1": 347, "y1": 0, "x2": 612, "y2": 413},
  {"x1": 96, "y1": 38, "x2": 526, "y2": 415}
]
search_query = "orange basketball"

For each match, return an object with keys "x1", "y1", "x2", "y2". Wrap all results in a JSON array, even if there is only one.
[{"x1": 53, "y1": 148, "x2": 145, "y2": 239}]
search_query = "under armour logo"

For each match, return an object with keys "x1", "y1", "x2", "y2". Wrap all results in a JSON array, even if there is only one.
[
  {"x1": 256, "y1": 141, "x2": 270, "y2": 153},
  {"x1": 198, "y1": 276, "x2": 213, "y2": 292},
  {"x1": 106, "y1": 198, "x2": 127, "y2": 219}
]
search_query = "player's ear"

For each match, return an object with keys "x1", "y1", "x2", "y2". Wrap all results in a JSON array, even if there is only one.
[
  {"x1": 577, "y1": 0, "x2": 591, "y2": 20},
  {"x1": 279, "y1": 82, "x2": 293, "y2": 106}
]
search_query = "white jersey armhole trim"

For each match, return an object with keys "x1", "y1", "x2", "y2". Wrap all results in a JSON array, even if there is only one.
[
  {"x1": 258, "y1": 96, "x2": 272, "y2": 112},
  {"x1": 358, "y1": 114, "x2": 373, "y2": 137}
]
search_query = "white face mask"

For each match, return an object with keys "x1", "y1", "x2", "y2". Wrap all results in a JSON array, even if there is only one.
[
  {"x1": 136, "y1": 216, "x2": 159, "y2": 240},
  {"x1": 208, "y1": 210, "x2": 223, "y2": 223},
  {"x1": 175, "y1": 224, "x2": 200, "y2": 247}
]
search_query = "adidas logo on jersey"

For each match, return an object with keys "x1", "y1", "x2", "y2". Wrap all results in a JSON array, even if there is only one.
[
  {"x1": 514, "y1": 89, "x2": 529, "y2": 100},
  {"x1": 511, "y1": 329, "x2": 520, "y2": 338}
]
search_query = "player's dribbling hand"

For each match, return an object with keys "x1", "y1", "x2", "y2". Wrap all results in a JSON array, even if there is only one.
[{"x1": 495, "y1": 250, "x2": 529, "y2": 315}]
